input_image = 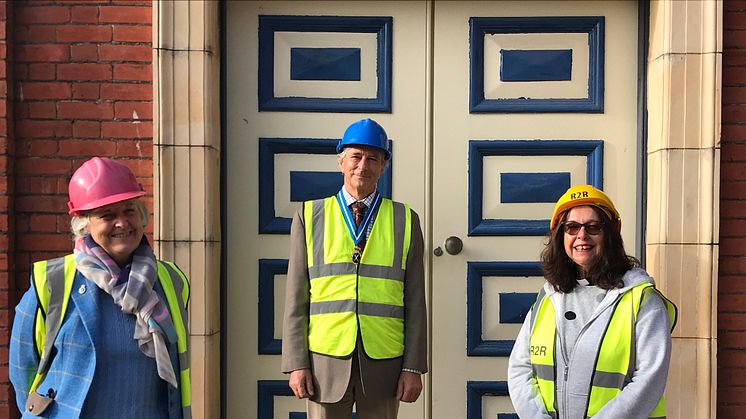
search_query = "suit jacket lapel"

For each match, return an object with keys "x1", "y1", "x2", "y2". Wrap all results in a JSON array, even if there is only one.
[{"x1": 69, "y1": 273, "x2": 101, "y2": 351}]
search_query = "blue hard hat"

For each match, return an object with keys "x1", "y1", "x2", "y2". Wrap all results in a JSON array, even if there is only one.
[{"x1": 336, "y1": 118, "x2": 390, "y2": 159}]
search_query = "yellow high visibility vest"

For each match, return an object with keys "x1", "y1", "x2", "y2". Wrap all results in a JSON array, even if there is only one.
[
  {"x1": 304, "y1": 196, "x2": 412, "y2": 359},
  {"x1": 529, "y1": 282, "x2": 677, "y2": 418},
  {"x1": 30, "y1": 254, "x2": 192, "y2": 416}
]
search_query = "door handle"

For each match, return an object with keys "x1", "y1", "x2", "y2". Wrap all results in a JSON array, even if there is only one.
[
  {"x1": 444, "y1": 236, "x2": 463, "y2": 255},
  {"x1": 434, "y1": 236, "x2": 463, "y2": 256}
]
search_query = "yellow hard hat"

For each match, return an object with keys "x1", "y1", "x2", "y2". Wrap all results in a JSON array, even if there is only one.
[{"x1": 550, "y1": 184, "x2": 620, "y2": 230}]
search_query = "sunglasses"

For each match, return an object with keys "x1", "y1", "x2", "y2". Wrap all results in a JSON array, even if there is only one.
[{"x1": 561, "y1": 221, "x2": 605, "y2": 235}]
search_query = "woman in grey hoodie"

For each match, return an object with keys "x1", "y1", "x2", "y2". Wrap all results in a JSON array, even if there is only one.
[{"x1": 508, "y1": 185, "x2": 677, "y2": 419}]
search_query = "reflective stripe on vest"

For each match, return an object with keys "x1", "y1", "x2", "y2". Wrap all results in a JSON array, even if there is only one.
[
  {"x1": 304, "y1": 196, "x2": 411, "y2": 359},
  {"x1": 30, "y1": 254, "x2": 192, "y2": 415},
  {"x1": 529, "y1": 283, "x2": 677, "y2": 418}
]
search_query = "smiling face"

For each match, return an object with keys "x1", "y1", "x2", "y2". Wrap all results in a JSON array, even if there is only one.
[
  {"x1": 338, "y1": 145, "x2": 385, "y2": 200},
  {"x1": 86, "y1": 199, "x2": 145, "y2": 267},
  {"x1": 563, "y1": 205, "x2": 605, "y2": 274}
]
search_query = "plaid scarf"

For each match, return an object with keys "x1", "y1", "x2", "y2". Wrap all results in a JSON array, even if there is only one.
[{"x1": 74, "y1": 235, "x2": 179, "y2": 388}]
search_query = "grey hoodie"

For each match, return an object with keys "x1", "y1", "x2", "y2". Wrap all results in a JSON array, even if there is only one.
[{"x1": 508, "y1": 268, "x2": 673, "y2": 419}]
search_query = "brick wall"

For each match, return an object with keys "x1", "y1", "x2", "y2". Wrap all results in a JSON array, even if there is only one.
[
  {"x1": 2, "y1": 1, "x2": 153, "y2": 416},
  {"x1": 720, "y1": 1, "x2": 746, "y2": 418}
]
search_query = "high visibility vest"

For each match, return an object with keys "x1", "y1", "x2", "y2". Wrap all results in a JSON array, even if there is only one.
[
  {"x1": 29, "y1": 254, "x2": 192, "y2": 416},
  {"x1": 529, "y1": 282, "x2": 677, "y2": 419},
  {"x1": 304, "y1": 196, "x2": 412, "y2": 359}
]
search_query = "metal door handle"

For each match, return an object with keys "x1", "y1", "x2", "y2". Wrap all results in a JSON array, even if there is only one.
[{"x1": 444, "y1": 236, "x2": 463, "y2": 255}]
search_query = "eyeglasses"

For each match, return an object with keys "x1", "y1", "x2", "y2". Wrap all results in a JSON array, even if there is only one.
[{"x1": 561, "y1": 221, "x2": 604, "y2": 235}]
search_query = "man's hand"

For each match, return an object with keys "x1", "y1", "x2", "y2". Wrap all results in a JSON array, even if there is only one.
[
  {"x1": 289, "y1": 368, "x2": 315, "y2": 399},
  {"x1": 396, "y1": 371, "x2": 422, "y2": 403}
]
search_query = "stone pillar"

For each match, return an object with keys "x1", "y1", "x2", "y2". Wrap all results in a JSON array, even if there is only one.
[
  {"x1": 646, "y1": 1, "x2": 721, "y2": 417},
  {"x1": 153, "y1": 1, "x2": 221, "y2": 417}
]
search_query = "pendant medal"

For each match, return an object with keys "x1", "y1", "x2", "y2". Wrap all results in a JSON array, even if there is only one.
[{"x1": 352, "y1": 246, "x2": 362, "y2": 265}]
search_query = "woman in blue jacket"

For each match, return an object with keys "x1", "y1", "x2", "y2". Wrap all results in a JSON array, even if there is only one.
[{"x1": 10, "y1": 157, "x2": 190, "y2": 418}]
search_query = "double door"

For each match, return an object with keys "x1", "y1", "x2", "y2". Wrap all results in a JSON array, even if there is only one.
[{"x1": 225, "y1": 1, "x2": 639, "y2": 418}]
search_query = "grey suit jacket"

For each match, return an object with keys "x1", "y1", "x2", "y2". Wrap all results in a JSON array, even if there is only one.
[{"x1": 281, "y1": 201, "x2": 428, "y2": 403}]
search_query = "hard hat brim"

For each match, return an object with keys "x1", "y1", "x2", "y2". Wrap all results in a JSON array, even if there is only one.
[{"x1": 68, "y1": 190, "x2": 146, "y2": 215}]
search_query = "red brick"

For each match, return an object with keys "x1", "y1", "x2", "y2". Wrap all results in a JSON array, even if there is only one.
[
  {"x1": 16, "y1": 120, "x2": 72, "y2": 138},
  {"x1": 724, "y1": 66, "x2": 746, "y2": 85},
  {"x1": 0, "y1": 61, "x2": 6, "y2": 79},
  {"x1": 19, "y1": 82, "x2": 71, "y2": 100},
  {"x1": 113, "y1": 25, "x2": 152, "y2": 43},
  {"x1": 726, "y1": 0, "x2": 746, "y2": 12},
  {"x1": 70, "y1": 44, "x2": 98, "y2": 61},
  {"x1": 57, "y1": 63, "x2": 112, "y2": 81},
  {"x1": 72, "y1": 120, "x2": 101, "y2": 138},
  {"x1": 18, "y1": 233, "x2": 71, "y2": 252},
  {"x1": 722, "y1": 200, "x2": 746, "y2": 218},
  {"x1": 719, "y1": 293, "x2": 746, "y2": 311},
  {"x1": 720, "y1": 331, "x2": 746, "y2": 349},
  {"x1": 101, "y1": 121, "x2": 152, "y2": 138},
  {"x1": 99, "y1": 6, "x2": 151, "y2": 24},
  {"x1": 28, "y1": 102, "x2": 57, "y2": 119},
  {"x1": 722, "y1": 142, "x2": 746, "y2": 161},
  {"x1": 124, "y1": 159, "x2": 153, "y2": 178},
  {"x1": 720, "y1": 216, "x2": 746, "y2": 235},
  {"x1": 16, "y1": 6, "x2": 71, "y2": 24},
  {"x1": 721, "y1": 256, "x2": 746, "y2": 274},
  {"x1": 16, "y1": 158, "x2": 71, "y2": 176},
  {"x1": 100, "y1": 44, "x2": 151, "y2": 62},
  {"x1": 72, "y1": 83, "x2": 100, "y2": 100},
  {"x1": 116, "y1": 139, "x2": 152, "y2": 158},
  {"x1": 723, "y1": 237, "x2": 746, "y2": 255},
  {"x1": 725, "y1": 30, "x2": 746, "y2": 49},
  {"x1": 100, "y1": 82, "x2": 152, "y2": 100},
  {"x1": 22, "y1": 176, "x2": 62, "y2": 195},
  {"x1": 114, "y1": 101, "x2": 152, "y2": 119},
  {"x1": 28, "y1": 214, "x2": 57, "y2": 233},
  {"x1": 724, "y1": 105, "x2": 746, "y2": 122},
  {"x1": 57, "y1": 101, "x2": 114, "y2": 119},
  {"x1": 19, "y1": 140, "x2": 59, "y2": 158},
  {"x1": 113, "y1": 63, "x2": 151, "y2": 82},
  {"x1": 726, "y1": 12, "x2": 746, "y2": 30},
  {"x1": 15, "y1": 25, "x2": 57, "y2": 43},
  {"x1": 722, "y1": 182, "x2": 746, "y2": 201},
  {"x1": 57, "y1": 25, "x2": 111, "y2": 43},
  {"x1": 28, "y1": 63, "x2": 56, "y2": 81},
  {"x1": 14, "y1": 63, "x2": 28, "y2": 80},
  {"x1": 723, "y1": 124, "x2": 746, "y2": 141},
  {"x1": 59, "y1": 139, "x2": 116, "y2": 156},
  {"x1": 726, "y1": 50, "x2": 746, "y2": 68},
  {"x1": 70, "y1": 6, "x2": 99, "y2": 23},
  {"x1": 16, "y1": 44, "x2": 69, "y2": 63}
]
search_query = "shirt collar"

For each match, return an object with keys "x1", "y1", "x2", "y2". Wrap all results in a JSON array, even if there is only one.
[{"x1": 341, "y1": 186, "x2": 377, "y2": 208}]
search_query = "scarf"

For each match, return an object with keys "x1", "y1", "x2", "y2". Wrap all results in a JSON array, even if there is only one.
[{"x1": 74, "y1": 235, "x2": 179, "y2": 388}]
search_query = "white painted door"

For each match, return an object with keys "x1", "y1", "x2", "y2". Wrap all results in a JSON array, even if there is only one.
[
  {"x1": 429, "y1": 2, "x2": 639, "y2": 418},
  {"x1": 225, "y1": 1, "x2": 640, "y2": 418},
  {"x1": 225, "y1": 2, "x2": 429, "y2": 418}
]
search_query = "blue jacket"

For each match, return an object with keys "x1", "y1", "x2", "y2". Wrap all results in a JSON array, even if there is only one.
[{"x1": 9, "y1": 271, "x2": 184, "y2": 419}]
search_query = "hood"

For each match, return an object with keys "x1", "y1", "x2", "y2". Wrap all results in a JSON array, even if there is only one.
[
  {"x1": 618, "y1": 267, "x2": 655, "y2": 292},
  {"x1": 543, "y1": 267, "x2": 655, "y2": 296}
]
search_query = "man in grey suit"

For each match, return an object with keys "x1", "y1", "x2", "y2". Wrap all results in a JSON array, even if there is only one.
[{"x1": 282, "y1": 118, "x2": 427, "y2": 419}]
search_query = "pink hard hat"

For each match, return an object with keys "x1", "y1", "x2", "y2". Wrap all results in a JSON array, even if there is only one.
[{"x1": 67, "y1": 157, "x2": 145, "y2": 215}]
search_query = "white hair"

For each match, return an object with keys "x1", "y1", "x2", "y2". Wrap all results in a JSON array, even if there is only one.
[
  {"x1": 337, "y1": 148, "x2": 389, "y2": 169},
  {"x1": 70, "y1": 200, "x2": 149, "y2": 241}
]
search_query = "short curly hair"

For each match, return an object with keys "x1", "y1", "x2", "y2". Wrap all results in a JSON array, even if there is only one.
[{"x1": 70, "y1": 200, "x2": 149, "y2": 241}]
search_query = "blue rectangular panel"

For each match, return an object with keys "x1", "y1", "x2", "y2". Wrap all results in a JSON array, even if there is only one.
[
  {"x1": 500, "y1": 172, "x2": 570, "y2": 203},
  {"x1": 290, "y1": 171, "x2": 344, "y2": 202},
  {"x1": 290, "y1": 47, "x2": 361, "y2": 81},
  {"x1": 500, "y1": 49, "x2": 573, "y2": 82},
  {"x1": 499, "y1": 293, "x2": 536, "y2": 324}
]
